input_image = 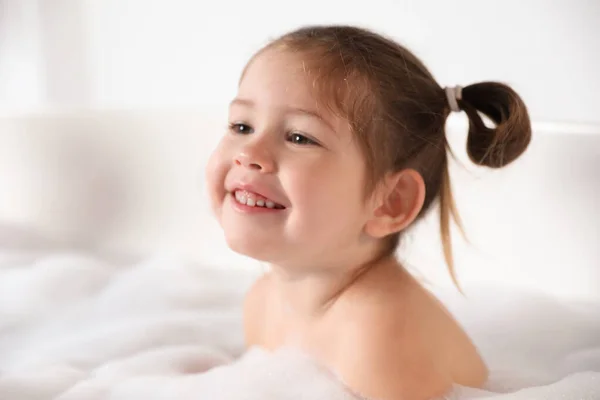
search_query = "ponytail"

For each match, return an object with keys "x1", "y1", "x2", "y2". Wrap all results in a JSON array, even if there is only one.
[
  {"x1": 460, "y1": 82, "x2": 532, "y2": 168},
  {"x1": 440, "y1": 81, "x2": 531, "y2": 289}
]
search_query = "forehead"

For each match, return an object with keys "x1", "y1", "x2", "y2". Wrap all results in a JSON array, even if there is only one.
[{"x1": 237, "y1": 49, "x2": 318, "y2": 107}]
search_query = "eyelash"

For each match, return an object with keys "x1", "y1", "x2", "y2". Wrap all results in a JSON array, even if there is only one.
[
  {"x1": 228, "y1": 122, "x2": 253, "y2": 135},
  {"x1": 228, "y1": 123, "x2": 319, "y2": 146}
]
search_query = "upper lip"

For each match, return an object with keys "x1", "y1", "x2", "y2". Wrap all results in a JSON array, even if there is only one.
[{"x1": 228, "y1": 181, "x2": 288, "y2": 208}]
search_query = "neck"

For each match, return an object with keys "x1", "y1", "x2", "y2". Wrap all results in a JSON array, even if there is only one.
[{"x1": 269, "y1": 251, "x2": 396, "y2": 318}]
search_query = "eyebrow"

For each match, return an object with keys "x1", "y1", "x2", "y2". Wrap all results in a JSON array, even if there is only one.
[{"x1": 229, "y1": 98, "x2": 335, "y2": 132}]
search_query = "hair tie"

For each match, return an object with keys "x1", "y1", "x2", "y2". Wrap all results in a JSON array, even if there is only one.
[{"x1": 445, "y1": 86, "x2": 463, "y2": 113}]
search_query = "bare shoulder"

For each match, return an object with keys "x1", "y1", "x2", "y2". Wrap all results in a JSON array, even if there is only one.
[
  {"x1": 329, "y1": 268, "x2": 487, "y2": 400},
  {"x1": 416, "y1": 285, "x2": 489, "y2": 388},
  {"x1": 243, "y1": 272, "x2": 272, "y2": 347},
  {"x1": 331, "y1": 277, "x2": 453, "y2": 400}
]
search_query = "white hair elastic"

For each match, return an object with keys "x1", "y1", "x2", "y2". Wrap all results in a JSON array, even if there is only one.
[{"x1": 445, "y1": 86, "x2": 463, "y2": 113}]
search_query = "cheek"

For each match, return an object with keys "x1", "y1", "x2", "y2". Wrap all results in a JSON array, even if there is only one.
[
  {"x1": 288, "y1": 163, "x2": 367, "y2": 239},
  {"x1": 204, "y1": 148, "x2": 229, "y2": 212}
]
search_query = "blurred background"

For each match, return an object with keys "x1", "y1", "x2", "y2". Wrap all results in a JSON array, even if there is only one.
[{"x1": 0, "y1": 0, "x2": 598, "y2": 299}]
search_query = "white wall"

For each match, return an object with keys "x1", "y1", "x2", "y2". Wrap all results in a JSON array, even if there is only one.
[
  {"x1": 86, "y1": 0, "x2": 600, "y2": 124},
  {"x1": 1, "y1": 0, "x2": 599, "y2": 124},
  {"x1": 0, "y1": 0, "x2": 44, "y2": 109}
]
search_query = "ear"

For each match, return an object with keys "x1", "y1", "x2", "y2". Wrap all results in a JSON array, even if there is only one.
[{"x1": 364, "y1": 169, "x2": 426, "y2": 239}]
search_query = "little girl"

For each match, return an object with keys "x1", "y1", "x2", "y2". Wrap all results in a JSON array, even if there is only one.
[{"x1": 206, "y1": 25, "x2": 531, "y2": 399}]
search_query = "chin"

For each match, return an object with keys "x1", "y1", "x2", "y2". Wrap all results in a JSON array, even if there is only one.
[{"x1": 223, "y1": 229, "x2": 278, "y2": 263}]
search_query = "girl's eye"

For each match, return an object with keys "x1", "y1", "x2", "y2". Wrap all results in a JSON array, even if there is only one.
[
  {"x1": 288, "y1": 132, "x2": 317, "y2": 146},
  {"x1": 229, "y1": 123, "x2": 254, "y2": 134}
]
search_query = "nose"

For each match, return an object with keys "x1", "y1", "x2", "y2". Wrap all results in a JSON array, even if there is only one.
[{"x1": 234, "y1": 142, "x2": 275, "y2": 173}]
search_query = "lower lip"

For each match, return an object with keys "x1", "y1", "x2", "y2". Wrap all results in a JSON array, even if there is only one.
[{"x1": 229, "y1": 194, "x2": 285, "y2": 214}]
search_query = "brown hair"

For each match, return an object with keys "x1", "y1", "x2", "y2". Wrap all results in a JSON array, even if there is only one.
[{"x1": 247, "y1": 25, "x2": 531, "y2": 287}]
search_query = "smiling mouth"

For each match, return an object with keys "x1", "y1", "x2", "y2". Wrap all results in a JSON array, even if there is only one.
[{"x1": 232, "y1": 189, "x2": 286, "y2": 209}]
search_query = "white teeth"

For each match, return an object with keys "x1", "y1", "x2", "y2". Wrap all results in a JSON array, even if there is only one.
[
  {"x1": 233, "y1": 190, "x2": 281, "y2": 209},
  {"x1": 234, "y1": 191, "x2": 247, "y2": 204}
]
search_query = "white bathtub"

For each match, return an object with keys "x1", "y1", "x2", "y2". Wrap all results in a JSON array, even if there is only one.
[{"x1": 0, "y1": 110, "x2": 598, "y2": 300}]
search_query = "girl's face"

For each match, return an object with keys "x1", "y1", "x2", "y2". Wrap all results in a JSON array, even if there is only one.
[{"x1": 206, "y1": 49, "x2": 377, "y2": 270}]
